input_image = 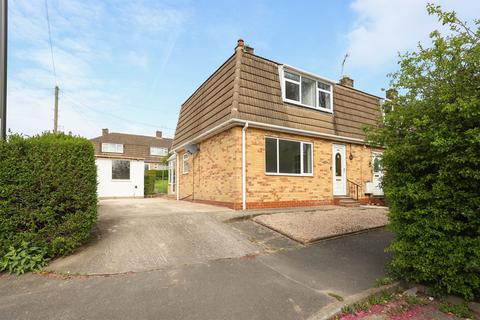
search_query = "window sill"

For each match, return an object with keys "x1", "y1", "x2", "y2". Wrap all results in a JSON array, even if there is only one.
[
  {"x1": 265, "y1": 172, "x2": 314, "y2": 177},
  {"x1": 111, "y1": 179, "x2": 131, "y2": 182},
  {"x1": 283, "y1": 99, "x2": 333, "y2": 114}
]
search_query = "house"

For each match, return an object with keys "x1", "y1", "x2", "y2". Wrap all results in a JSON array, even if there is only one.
[
  {"x1": 91, "y1": 129, "x2": 173, "y2": 198},
  {"x1": 169, "y1": 39, "x2": 389, "y2": 209}
]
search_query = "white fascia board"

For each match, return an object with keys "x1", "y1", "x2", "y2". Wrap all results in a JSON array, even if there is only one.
[{"x1": 281, "y1": 64, "x2": 337, "y2": 85}]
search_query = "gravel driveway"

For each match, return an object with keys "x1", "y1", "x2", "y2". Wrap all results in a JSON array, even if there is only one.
[{"x1": 253, "y1": 206, "x2": 388, "y2": 244}]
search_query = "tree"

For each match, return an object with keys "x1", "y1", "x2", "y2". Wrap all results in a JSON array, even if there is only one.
[{"x1": 367, "y1": 4, "x2": 480, "y2": 299}]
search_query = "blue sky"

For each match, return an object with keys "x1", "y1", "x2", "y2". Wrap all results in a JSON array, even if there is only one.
[{"x1": 6, "y1": 0, "x2": 480, "y2": 138}]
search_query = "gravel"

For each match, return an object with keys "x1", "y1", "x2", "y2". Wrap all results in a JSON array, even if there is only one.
[{"x1": 253, "y1": 206, "x2": 389, "y2": 244}]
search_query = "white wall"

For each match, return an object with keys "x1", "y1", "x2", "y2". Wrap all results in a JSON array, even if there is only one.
[{"x1": 96, "y1": 158, "x2": 144, "y2": 198}]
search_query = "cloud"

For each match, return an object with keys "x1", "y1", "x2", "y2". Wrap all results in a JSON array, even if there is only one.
[
  {"x1": 345, "y1": 0, "x2": 480, "y2": 71},
  {"x1": 7, "y1": 0, "x2": 188, "y2": 138},
  {"x1": 126, "y1": 51, "x2": 149, "y2": 70},
  {"x1": 122, "y1": 2, "x2": 190, "y2": 33}
]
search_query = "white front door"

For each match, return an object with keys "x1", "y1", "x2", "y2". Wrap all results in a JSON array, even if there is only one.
[
  {"x1": 332, "y1": 144, "x2": 347, "y2": 196},
  {"x1": 372, "y1": 152, "x2": 384, "y2": 196}
]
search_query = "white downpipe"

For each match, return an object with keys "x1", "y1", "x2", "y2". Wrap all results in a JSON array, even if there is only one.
[
  {"x1": 175, "y1": 151, "x2": 179, "y2": 200},
  {"x1": 242, "y1": 122, "x2": 249, "y2": 210}
]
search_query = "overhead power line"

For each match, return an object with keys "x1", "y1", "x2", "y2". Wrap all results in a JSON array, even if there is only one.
[
  {"x1": 61, "y1": 92, "x2": 176, "y2": 131},
  {"x1": 44, "y1": 0, "x2": 57, "y2": 86}
]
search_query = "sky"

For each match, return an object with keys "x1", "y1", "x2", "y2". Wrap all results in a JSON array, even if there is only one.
[{"x1": 6, "y1": 0, "x2": 480, "y2": 139}]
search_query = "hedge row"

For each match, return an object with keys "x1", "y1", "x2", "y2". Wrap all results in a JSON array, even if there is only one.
[{"x1": 0, "y1": 133, "x2": 97, "y2": 272}]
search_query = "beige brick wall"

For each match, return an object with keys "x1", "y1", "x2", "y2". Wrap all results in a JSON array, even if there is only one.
[
  {"x1": 176, "y1": 126, "x2": 382, "y2": 209},
  {"x1": 244, "y1": 128, "x2": 382, "y2": 206},
  {"x1": 177, "y1": 128, "x2": 242, "y2": 206}
]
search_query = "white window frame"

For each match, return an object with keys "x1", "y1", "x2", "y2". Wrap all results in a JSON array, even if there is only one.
[
  {"x1": 182, "y1": 153, "x2": 189, "y2": 174},
  {"x1": 279, "y1": 65, "x2": 334, "y2": 114},
  {"x1": 150, "y1": 147, "x2": 168, "y2": 156},
  {"x1": 265, "y1": 137, "x2": 314, "y2": 177},
  {"x1": 101, "y1": 143, "x2": 123, "y2": 153},
  {"x1": 168, "y1": 160, "x2": 176, "y2": 185}
]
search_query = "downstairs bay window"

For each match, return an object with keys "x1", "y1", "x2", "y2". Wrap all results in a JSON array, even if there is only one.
[{"x1": 265, "y1": 137, "x2": 313, "y2": 176}]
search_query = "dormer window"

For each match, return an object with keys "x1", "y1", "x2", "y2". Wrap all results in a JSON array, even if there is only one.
[{"x1": 280, "y1": 66, "x2": 333, "y2": 113}]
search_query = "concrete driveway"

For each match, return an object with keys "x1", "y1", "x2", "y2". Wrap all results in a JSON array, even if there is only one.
[
  {"x1": 48, "y1": 198, "x2": 258, "y2": 274},
  {"x1": 1, "y1": 199, "x2": 395, "y2": 319}
]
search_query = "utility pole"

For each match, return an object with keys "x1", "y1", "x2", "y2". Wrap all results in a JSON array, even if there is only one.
[
  {"x1": 0, "y1": 0, "x2": 7, "y2": 140},
  {"x1": 53, "y1": 85, "x2": 58, "y2": 133}
]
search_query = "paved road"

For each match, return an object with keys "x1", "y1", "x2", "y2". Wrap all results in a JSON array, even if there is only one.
[{"x1": 0, "y1": 229, "x2": 393, "y2": 320}]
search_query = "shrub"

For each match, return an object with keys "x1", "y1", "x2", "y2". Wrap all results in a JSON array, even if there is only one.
[
  {"x1": 366, "y1": 5, "x2": 480, "y2": 299},
  {"x1": 0, "y1": 241, "x2": 48, "y2": 274},
  {"x1": 0, "y1": 133, "x2": 97, "y2": 273},
  {"x1": 144, "y1": 171, "x2": 156, "y2": 195}
]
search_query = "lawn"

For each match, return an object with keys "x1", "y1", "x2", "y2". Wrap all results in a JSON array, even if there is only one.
[{"x1": 154, "y1": 179, "x2": 168, "y2": 194}]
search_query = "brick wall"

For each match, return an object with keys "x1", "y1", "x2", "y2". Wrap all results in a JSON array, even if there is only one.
[
  {"x1": 177, "y1": 126, "x2": 383, "y2": 209},
  {"x1": 178, "y1": 128, "x2": 242, "y2": 204}
]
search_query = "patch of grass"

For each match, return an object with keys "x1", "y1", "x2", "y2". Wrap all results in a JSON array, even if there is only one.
[
  {"x1": 352, "y1": 301, "x2": 370, "y2": 312},
  {"x1": 439, "y1": 302, "x2": 473, "y2": 318},
  {"x1": 328, "y1": 292, "x2": 344, "y2": 302},
  {"x1": 375, "y1": 276, "x2": 395, "y2": 287},
  {"x1": 154, "y1": 179, "x2": 168, "y2": 193},
  {"x1": 340, "y1": 305, "x2": 354, "y2": 314},
  {"x1": 405, "y1": 295, "x2": 428, "y2": 306},
  {"x1": 367, "y1": 290, "x2": 394, "y2": 306}
]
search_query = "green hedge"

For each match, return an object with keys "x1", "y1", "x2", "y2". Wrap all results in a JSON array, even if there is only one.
[
  {"x1": 366, "y1": 6, "x2": 480, "y2": 300},
  {"x1": 144, "y1": 171, "x2": 156, "y2": 195},
  {"x1": 145, "y1": 169, "x2": 168, "y2": 179},
  {"x1": 0, "y1": 133, "x2": 97, "y2": 273}
]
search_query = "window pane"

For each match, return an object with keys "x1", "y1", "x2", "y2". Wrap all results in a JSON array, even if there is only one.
[
  {"x1": 301, "y1": 77, "x2": 316, "y2": 107},
  {"x1": 318, "y1": 91, "x2": 331, "y2": 110},
  {"x1": 112, "y1": 160, "x2": 130, "y2": 179},
  {"x1": 285, "y1": 81, "x2": 300, "y2": 101},
  {"x1": 318, "y1": 82, "x2": 331, "y2": 91},
  {"x1": 335, "y1": 153, "x2": 342, "y2": 177},
  {"x1": 265, "y1": 138, "x2": 278, "y2": 173},
  {"x1": 279, "y1": 140, "x2": 301, "y2": 174},
  {"x1": 303, "y1": 143, "x2": 312, "y2": 174},
  {"x1": 373, "y1": 156, "x2": 382, "y2": 173},
  {"x1": 284, "y1": 71, "x2": 300, "y2": 81}
]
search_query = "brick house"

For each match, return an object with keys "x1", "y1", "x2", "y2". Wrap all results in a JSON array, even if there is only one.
[
  {"x1": 169, "y1": 39, "x2": 387, "y2": 209},
  {"x1": 91, "y1": 129, "x2": 172, "y2": 198}
]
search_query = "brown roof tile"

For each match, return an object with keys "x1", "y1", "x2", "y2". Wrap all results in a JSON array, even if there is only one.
[
  {"x1": 172, "y1": 42, "x2": 383, "y2": 149},
  {"x1": 91, "y1": 132, "x2": 173, "y2": 163}
]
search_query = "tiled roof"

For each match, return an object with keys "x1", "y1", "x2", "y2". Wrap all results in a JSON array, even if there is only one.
[
  {"x1": 172, "y1": 42, "x2": 382, "y2": 149},
  {"x1": 91, "y1": 132, "x2": 173, "y2": 163}
]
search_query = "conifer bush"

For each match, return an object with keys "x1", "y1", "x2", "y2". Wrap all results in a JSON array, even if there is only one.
[{"x1": 0, "y1": 133, "x2": 97, "y2": 273}]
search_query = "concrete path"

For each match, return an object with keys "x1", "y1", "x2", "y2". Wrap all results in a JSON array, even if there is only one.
[
  {"x1": 0, "y1": 230, "x2": 393, "y2": 320},
  {"x1": 47, "y1": 198, "x2": 257, "y2": 274}
]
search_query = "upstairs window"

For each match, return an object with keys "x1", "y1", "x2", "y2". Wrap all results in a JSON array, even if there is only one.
[
  {"x1": 102, "y1": 143, "x2": 123, "y2": 153},
  {"x1": 150, "y1": 147, "x2": 168, "y2": 156},
  {"x1": 281, "y1": 67, "x2": 333, "y2": 113}
]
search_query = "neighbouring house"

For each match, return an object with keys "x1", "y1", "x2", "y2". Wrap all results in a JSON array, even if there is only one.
[
  {"x1": 169, "y1": 39, "x2": 390, "y2": 210},
  {"x1": 91, "y1": 129, "x2": 173, "y2": 198}
]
